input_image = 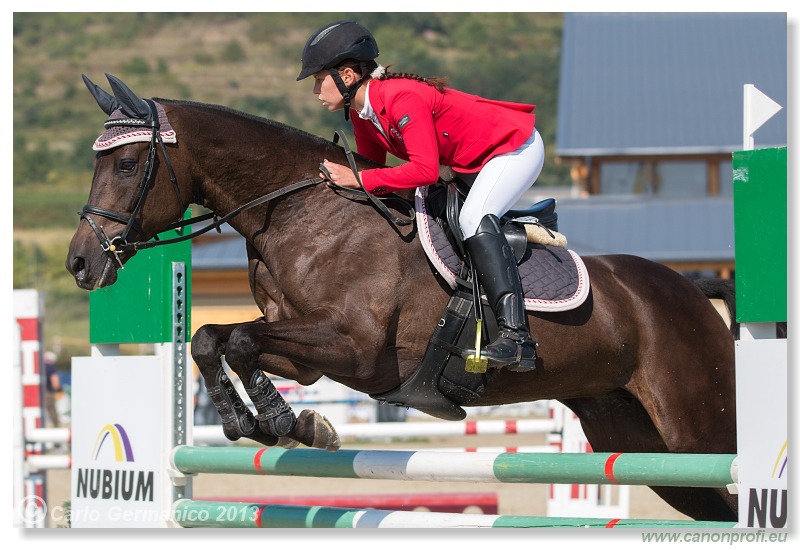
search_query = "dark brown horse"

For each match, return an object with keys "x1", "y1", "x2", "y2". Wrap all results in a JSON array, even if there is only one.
[{"x1": 67, "y1": 75, "x2": 737, "y2": 521}]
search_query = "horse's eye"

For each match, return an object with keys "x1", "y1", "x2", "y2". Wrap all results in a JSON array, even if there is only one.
[{"x1": 119, "y1": 159, "x2": 137, "y2": 174}]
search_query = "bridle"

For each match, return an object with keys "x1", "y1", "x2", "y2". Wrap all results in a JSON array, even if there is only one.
[
  {"x1": 79, "y1": 99, "x2": 185, "y2": 268},
  {"x1": 79, "y1": 104, "x2": 413, "y2": 270}
]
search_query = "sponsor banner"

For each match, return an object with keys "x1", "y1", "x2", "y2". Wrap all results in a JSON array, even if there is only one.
[
  {"x1": 71, "y1": 356, "x2": 165, "y2": 527},
  {"x1": 736, "y1": 338, "x2": 788, "y2": 528}
]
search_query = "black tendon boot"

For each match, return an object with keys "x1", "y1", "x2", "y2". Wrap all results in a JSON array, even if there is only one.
[{"x1": 464, "y1": 214, "x2": 536, "y2": 371}]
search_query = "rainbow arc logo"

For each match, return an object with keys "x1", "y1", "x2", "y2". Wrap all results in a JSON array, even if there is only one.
[
  {"x1": 76, "y1": 422, "x2": 155, "y2": 503},
  {"x1": 91, "y1": 423, "x2": 135, "y2": 462},
  {"x1": 771, "y1": 440, "x2": 787, "y2": 479},
  {"x1": 745, "y1": 439, "x2": 789, "y2": 528}
]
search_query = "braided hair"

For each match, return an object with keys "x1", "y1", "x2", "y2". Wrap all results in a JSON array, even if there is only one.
[
  {"x1": 337, "y1": 60, "x2": 449, "y2": 93},
  {"x1": 378, "y1": 66, "x2": 449, "y2": 92}
]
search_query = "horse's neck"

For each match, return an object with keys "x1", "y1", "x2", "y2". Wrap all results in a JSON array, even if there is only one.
[
  {"x1": 186, "y1": 122, "x2": 322, "y2": 218},
  {"x1": 175, "y1": 104, "x2": 395, "y2": 243}
]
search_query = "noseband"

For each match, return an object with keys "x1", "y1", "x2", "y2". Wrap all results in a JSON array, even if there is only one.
[{"x1": 80, "y1": 99, "x2": 183, "y2": 268}]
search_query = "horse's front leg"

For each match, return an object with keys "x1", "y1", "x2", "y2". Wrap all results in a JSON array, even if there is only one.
[
  {"x1": 224, "y1": 311, "x2": 371, "y2": 451},
  {"x1": 247, "y1": 362, "x2": 341, "y2": 451},
  {"x1": 191, "y1": 321, "x2": 282, "y2": 447},
  {"x1": 231, "y1": 353, "x2": 341, "y2": 451}
]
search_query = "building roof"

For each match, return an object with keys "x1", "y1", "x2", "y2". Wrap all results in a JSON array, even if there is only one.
[
  {"x1": 192, "y1": 225, "x2": 248, "y2": 270},
  {"x1": 556, "y1": 13, "x2": 787, "y2": 157}
]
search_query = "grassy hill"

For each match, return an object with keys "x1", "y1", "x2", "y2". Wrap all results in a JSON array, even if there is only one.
[{"x1": 13, "y1": 12, "x2": 566, "y2": 364}]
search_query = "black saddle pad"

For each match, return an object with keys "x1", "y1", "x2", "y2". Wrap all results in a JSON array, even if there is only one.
[{"x1": 415, "y1": 188, "x2": 590, "y2": 312}]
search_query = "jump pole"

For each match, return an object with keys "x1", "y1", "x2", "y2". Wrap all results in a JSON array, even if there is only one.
[
  {"x1": 171, "y1": 446, "x2": 737, "y2": 488},
  {"x1": 171, "y1": 500, "x2": 734, "y2": 529}
]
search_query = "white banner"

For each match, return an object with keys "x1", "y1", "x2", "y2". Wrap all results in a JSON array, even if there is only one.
[
  {"x1": 70, "y1": 356, "x2": 166, "y2": 527},
  {"x1": 735, "y1": 338, "x2": 788, "y2": 528}
]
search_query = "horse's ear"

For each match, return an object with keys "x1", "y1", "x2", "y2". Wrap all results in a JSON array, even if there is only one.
[
  {"x1": 105, "y1": 73, "x2": 151, "y2": 120},
  {"x1": 82, "y1": 74, "x2": 118, "y2": 115}
]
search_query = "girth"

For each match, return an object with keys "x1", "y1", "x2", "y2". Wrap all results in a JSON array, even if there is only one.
[{"x1": 370, "y1": 289, "x2": 490, "y2": 420}]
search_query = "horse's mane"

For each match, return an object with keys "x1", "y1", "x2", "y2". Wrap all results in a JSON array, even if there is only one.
[{"x1": 155, "y1": 97, "x2": 336, "y2": 150}]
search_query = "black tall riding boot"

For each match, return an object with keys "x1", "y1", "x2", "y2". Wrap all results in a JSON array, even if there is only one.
[{"x1": 464, "y1": 214, "x2": 536, "y2": 372}]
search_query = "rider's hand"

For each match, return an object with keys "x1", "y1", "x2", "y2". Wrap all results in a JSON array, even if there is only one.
[{"x1": 321, "y1": 159, "x2": 362, "y2": 189}]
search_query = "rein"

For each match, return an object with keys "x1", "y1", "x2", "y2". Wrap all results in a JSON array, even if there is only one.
[
  {"x1": 321, "y1": 130, "x2": 415, "y2": 227},
  {"x1": 130, "y1": 176, "x2": 325, "y2": 250}
]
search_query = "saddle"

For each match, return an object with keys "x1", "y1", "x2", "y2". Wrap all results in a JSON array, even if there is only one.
[{"x1": 371, "y1": 181, "x2": 591, "y2": 420}]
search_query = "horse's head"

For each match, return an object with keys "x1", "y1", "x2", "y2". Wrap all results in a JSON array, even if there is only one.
[{"x1": 67, "y1": 74, "x2": 189, "y2": 290}]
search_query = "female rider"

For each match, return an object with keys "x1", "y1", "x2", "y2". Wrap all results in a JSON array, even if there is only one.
[{"x1": 297, "y1": 20, "x2": 545, "y2": 371}]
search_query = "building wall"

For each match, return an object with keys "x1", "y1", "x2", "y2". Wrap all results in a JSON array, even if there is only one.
[{"x1": 191, "y1": 270, "x2": 261, "y2": 336}]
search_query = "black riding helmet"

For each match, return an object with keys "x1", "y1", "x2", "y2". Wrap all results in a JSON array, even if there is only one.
[{"x1": 297, "y1": 20, "x2": 379, "y2": 121}]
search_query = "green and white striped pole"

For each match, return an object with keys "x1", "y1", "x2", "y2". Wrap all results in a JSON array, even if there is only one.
[
  {"x1": 172, "y1": 500, "x2": 736, "y2": 529},
  {"x1": 171, "y1": 446, "x2": 737, "y2": 488}
]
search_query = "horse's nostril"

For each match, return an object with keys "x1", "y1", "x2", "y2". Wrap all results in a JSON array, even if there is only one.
[{"x1": 70, "y1": 256, "x2": 85, "y2": 275}]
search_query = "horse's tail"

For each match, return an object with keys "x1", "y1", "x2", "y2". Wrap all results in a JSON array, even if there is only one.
[
  {"x1": 694, "y1": 278, "x2": 788, "y2": 340},
  {"x1": 694, "y1": 278, "x2": 739, "y2": 339}
]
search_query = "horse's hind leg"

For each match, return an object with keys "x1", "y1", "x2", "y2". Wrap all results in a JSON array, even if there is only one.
[
  {"x1": 191, "y1": 322, "x2": 280, "y2": 447},
  {"x1": 564, "y1": 395, "x2": 737, "y2": 522}
]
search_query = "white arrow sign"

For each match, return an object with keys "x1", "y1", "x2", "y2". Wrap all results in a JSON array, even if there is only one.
[{"x1": 743, "y1": 84, "x2": 782, "y2": 150}]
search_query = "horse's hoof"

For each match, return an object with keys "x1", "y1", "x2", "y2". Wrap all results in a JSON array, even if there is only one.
[
  {"x1": 291, "y1": 409, "x2": 341, "y2": 451},
  {"x1": 316, "y1": 418, "x2": 341, "y2": 451},
  {"x1": 277, "y1": 436, "x2": 300, "y2": 449},
  {"x1": 304, "y1": 409, "x2": 341, "y2": 451}
]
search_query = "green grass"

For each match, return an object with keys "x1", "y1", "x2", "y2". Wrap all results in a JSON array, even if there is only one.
[{"x1": 14, "y1": 186, "x2": 88, "y2": 230}]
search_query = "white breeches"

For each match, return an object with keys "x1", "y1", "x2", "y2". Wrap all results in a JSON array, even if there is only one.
[{"x1": 458, "y1": 129, "x2": 545, "y2": 238}]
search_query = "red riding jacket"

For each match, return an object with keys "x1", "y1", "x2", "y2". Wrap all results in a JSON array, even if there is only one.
[{"x1": 351, "y1": 78, "x2": 536, "y2": 195}]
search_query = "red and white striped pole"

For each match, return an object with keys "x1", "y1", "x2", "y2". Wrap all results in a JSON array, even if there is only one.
[{"x1": 13, "y1": 289, "x2": 47, "y2": 528}]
